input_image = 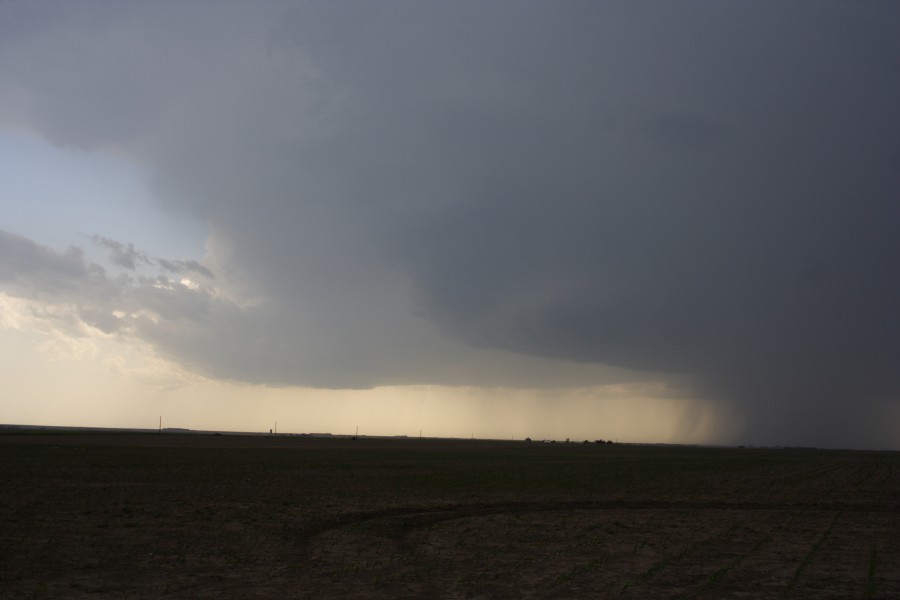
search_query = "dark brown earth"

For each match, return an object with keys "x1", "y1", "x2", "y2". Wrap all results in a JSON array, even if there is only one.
[{"x1": 1, "y1": 432, "x2": 898, "y2": 599}]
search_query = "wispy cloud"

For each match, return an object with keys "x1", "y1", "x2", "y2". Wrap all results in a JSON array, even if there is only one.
[
  {"x1": 90, "y1": 233, "x2": 214, "y2": 279},
  {"x1": 156, "y1": 258, "x2": 213, "y2": 279},
  {"x1": 90, "y1": 235, "x2": 151, "y2": 270}
]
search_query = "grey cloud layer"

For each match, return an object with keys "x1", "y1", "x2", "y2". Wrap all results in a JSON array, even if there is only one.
[{"x1": 1, "y1": 1, "x2": 898, "y2": 447}]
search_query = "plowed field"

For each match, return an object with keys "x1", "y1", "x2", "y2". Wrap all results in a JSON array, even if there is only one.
[{"x1": 1, "y1": 432, "x2": 897, "y2": 598}]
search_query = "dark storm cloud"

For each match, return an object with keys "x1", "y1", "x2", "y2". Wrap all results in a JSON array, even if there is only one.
[
  {"x1": 0, "y1": 1, "x2": 898, "y2": 447},
  {"x1": 641, "y1": 111, "x2": 721, "y2": 147}
]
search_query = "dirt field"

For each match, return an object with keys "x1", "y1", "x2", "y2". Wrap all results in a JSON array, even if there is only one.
[{"x1": 1, "y1": 431, "x2": 898, "y2": 599}]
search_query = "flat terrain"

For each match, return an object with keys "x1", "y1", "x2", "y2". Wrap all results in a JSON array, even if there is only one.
[{"x1": 1, "y1": 432, "x2": 898, "y2": 599}]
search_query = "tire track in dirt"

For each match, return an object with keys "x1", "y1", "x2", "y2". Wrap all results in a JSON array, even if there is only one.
[
  {"x1": 619, "y1": 520, "x2": 742, "y2": 596},
  {"x1": 860, "y1": 461, "x2": 895, "y2": 599},
  {"x1": 293, "y1": 498, "x2": 899, "y2": 558},
  {"x1": 686, "y1": 506, "x2": 843, "y2": 599},
  {"x1": 782, "y1": 510, "x2": 843, "y2": 598}
]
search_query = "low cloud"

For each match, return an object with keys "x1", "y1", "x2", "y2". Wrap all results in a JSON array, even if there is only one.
[
  {"x1": 1, "y1": 230, "x2": 108, "y2": 301},
  {"x1": 1, "y1": 229, "x2": 637, "y2": 392},
  {"x1": 1, "y1": 229, "x2": 221, "y2": 348}
]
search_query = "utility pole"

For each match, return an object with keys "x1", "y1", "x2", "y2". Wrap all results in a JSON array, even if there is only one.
[{"x1": 158, "y1": 416, "x2": 162, "y2": 435}]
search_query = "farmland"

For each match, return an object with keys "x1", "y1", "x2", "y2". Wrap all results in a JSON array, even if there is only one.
[{"x1": 1, "y1": 431, "x2": 898, "y2": 599}]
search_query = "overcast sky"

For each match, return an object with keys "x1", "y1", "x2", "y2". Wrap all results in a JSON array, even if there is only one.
[{"x1": 1, "y1": 1, "x2": 898, "y2": 448}]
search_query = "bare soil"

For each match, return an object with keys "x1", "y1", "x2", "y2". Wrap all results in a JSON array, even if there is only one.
[{"x1": 1, "y1": 432, "x2": 898, "y2": 598}]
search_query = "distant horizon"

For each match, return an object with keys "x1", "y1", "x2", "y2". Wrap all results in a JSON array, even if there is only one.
[
  {"x1": 0, "y1": 421, "x2": 634, "y2": 443},
  {"x1": 4, "y1": 422, "x2": 897, "y2": 453}
]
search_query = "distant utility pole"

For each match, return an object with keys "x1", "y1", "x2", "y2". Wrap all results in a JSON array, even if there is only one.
[
  {"x1": 158, "y1": 416, "x2": 162, "y2": 435},
  {"x1": 275, "y1": 421, "x2": 277, "y2": 435},
  {"x1": 419, "y1": 429, "x2": 422, "y2": 440}
]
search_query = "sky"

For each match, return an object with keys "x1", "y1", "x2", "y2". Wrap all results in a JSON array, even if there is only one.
[{"x1": 0, "y1": 1, "x2": 898, "y2": 449}]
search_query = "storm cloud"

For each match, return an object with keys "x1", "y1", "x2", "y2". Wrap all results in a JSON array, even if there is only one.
[{"x1": 0, "y1": 1, "x2": 898, "y2": 447}]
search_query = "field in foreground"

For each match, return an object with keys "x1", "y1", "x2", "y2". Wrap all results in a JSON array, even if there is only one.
[{"x1": 1, "y1": 432, "x2": 898, "y2": 599}]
